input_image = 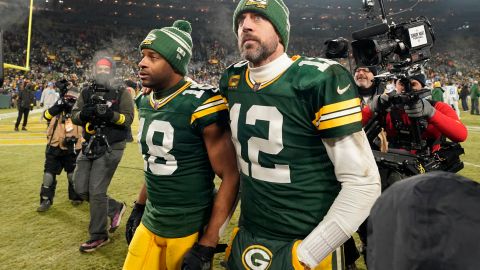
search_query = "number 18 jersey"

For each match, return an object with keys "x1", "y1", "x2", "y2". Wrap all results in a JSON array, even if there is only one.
[
  {"x1": 220, "y1": 57, "x2": 363, "y2": 240},
  {"x1": 136, "y1": 79, "x2": 228, "y2": 238}
]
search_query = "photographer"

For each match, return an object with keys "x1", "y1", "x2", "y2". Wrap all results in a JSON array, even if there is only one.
[
  {"x1": 71, "y1": 56, "x2": 134, "y2": 252},
  {"x1": 362, "y1": 74, "x2": 467, "y2": 172},
  {"x1": 358, "y1": 74, "x2": 467, "y2": 265},
  {"x1": 37, "y1": 88, "x2": 83, "y2": 212}
]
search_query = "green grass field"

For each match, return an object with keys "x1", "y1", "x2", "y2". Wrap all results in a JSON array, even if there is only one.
[{"x1": 0, "y1": 109, "x2": 478, "y2": 269}]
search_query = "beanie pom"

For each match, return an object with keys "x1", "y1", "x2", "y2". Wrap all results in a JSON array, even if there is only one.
[{"x1": 173, "y1": 20, "x2": 192, "y2": 34}]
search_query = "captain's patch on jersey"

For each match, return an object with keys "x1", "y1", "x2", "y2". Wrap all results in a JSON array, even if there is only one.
[
  {"x1": 228, "y1": 75, "x2": 241, "y2": 88},
  {"x1": 242, "y1": 245, "x2": 272, "y2": 270},
  {"x1": 245, "y1": 0, "x2": 268, "y2": 9}
]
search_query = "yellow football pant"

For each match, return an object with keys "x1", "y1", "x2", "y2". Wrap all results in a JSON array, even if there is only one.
[{"x1": 123, "y1": 223, "x2": 199, "y2": 270}]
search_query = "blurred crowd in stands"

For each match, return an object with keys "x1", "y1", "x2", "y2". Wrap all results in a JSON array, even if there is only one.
[{"x1": 1, "y1": 20, "x2": 479, "y2": 113}]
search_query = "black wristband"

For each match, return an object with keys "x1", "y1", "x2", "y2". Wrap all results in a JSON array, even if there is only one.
[{"x1": 133, "y1": 201, "x2": 146, "y2": 211}]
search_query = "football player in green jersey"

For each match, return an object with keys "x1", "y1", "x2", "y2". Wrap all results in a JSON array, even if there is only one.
[
  {"x1": 220, "y1": 1, "x2": 381, "y2": 269},
  {"x1": 122, "y1": 21, "x2": 240, "y2": 270}
]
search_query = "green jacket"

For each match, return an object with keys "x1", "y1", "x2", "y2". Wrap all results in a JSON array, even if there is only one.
[
  {"x1": 431, "y1": 87, "x2": 444, "y2": 102},
  {"x1": 471, "y1": 83, "x2": 479, "y2": 100}
]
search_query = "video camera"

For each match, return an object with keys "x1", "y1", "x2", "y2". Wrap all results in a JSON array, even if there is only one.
[
  {"x1": 81, "y1": 80, "x2": 112, "y2": 160},
  {"x1": 90, "y1": 90, "x2": 109, "y2": 120},
  {"x1": 351, "y1": 17, "x2": 435, "y2": 70},
  {"x1": 53, "y1": 79, "x2": 78, "y2": 113},
  {"x1": 55, "y1": 79, "x2": 70, "y2": 97},
  {"x1": 352, "y1": 0, "x2": 464, "y2": 177}
]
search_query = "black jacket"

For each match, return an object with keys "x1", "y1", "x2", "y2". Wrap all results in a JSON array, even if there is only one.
[
  {"x1": 17, "y1": 88, "x2": 36, "y2": 109},
  {"x1": 71, "y1": 82, "x2": 134, "y2": 149}
]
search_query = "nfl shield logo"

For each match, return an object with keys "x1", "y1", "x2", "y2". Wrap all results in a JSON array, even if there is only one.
[{"x1": 245, "y1": 0, "x2": 268, "y2": 9}]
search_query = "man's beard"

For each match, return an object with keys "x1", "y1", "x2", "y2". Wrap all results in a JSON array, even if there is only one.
[
  {"x1": 356, "y1": 78, "x2": 372, "y2": 89},
  {"x1": 95, "y1": 73, "x2": 112, "y2": 87},
  {"x1": 239, "y1": 38, "x2": 278, "y2": 65}
]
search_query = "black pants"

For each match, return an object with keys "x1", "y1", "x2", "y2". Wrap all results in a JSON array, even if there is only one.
[
  {"x1": 471, "y1": 99, "x2": 479, "y2": 115},
  {"x1": 15, "y1": 107, "x2": 30, "y2": 128},
  {"x1": 461, "y1": 97, "x2": 469, "y2": 111}
]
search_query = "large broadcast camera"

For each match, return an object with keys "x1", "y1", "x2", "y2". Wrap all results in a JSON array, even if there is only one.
[
  {"x1": 350, "y1": 0, "x2": 435, "y2": 150},
  {"x1": 349, "y1": 0, "x2": 463, "y2": 176},
  {"x1": 351, "y1": 17, "x2": 435, "y2": 70},
  {"x1": 81, "y1": 81, "x2": 112, "y2": 160}
]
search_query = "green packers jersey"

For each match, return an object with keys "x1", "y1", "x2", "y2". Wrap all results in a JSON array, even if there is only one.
[
  {"x1": 219, "y1": 56, "x2": 362, "y2": 240},
  {"x1": 136, "y1": 79, "x2": 228, "y2": 238}
]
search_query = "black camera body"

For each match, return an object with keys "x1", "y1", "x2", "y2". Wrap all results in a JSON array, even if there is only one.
[
  {"x1": 90, "y1": 94, "x2": 109, "y2": 118},
  {"x1": 55, "y1": 79, "x2": 70, "y2": 97},
  {"x1": 81, "y1": 81, "x2": 112, "y2": 160},
  {"x1": 351, "y1": 17, "x2": 435, "y2": 69},
  {"x1": 87, "y1": 81, "x2": 111, "y2": 123}
]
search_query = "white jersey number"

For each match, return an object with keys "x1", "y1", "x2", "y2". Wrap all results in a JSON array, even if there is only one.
[
  {"x1": 139, "y1": 118, "x2": 178, "y2": 175},
  {"x1": 230, "y1": 104, "x2": 291, "y2": 183}
]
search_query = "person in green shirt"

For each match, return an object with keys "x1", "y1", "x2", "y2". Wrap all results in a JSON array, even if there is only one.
[
  {"x1": 431, "y1": 81, "x2": 444, "y2": 102},
  {"x1": 470, "y1": 81, "x2": 479, "y2": 115},
  {"x1": 123, "y1": 20, "x2": 239, "y2": 270}
]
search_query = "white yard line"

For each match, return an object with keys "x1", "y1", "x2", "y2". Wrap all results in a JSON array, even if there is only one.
[
  {"x1": 464, "y1": 162, "x2": 480, "y2": 168},
  {"x1": 0, "y1": 109, "x2": 43, "y2": 120}
]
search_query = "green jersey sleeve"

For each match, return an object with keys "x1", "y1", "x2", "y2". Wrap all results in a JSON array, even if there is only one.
[
  {"x1": 188, "y1": 83, "x2": 229, "y2": 131},
  {"x1": 294, "y1": 57, "x2": 362, "y2": 138}
]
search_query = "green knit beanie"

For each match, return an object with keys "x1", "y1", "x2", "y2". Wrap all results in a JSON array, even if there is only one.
[
  {"x1": 233, "y1": 0, "x2": 290, "y2": 51},
  {"x1": 139, "y1": 20, "x2": 193, "y2": 76}
]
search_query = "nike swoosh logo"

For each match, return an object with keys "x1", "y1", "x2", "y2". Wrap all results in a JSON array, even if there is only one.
[{"x1": 337, "y1": 84, "x2": 351, "y2": 95}]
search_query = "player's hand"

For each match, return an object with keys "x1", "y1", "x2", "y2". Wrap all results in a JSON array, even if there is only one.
[
  {"x1": 79, "y1": 103, "x2": 96, "y2": 122},
  {"x1": 141, "y1": 87, "x2": 153, "y2": 95},
  {"x1": 404, "y1": 99, "x2": 435, "y2": 118},
  {"x1": 125, "y1": 202, "x2": 145, "y2": 245},
  {"x1": 181, "y1": 243, "x2": 215, "y2": 270},
  {"x1": 30, "y1": 103, "x2": 34, "y2": 111}
]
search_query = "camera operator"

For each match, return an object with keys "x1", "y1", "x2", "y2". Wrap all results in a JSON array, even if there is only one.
[
  {"x1": 354, "y1": 66, "x2": 383, "y2": 106},
  {"x1": 363, "y1": 73, "x2": 467, "y2": 162},
  {"x1": 37, "y1": 88, "x2": 83, "y2": 212},
  {"x1": 71, "y1": 56, "x2": 134, "y2": 252},
  {"x1": 358, "y1": 73, "x2": 467, "y2": 266}
]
